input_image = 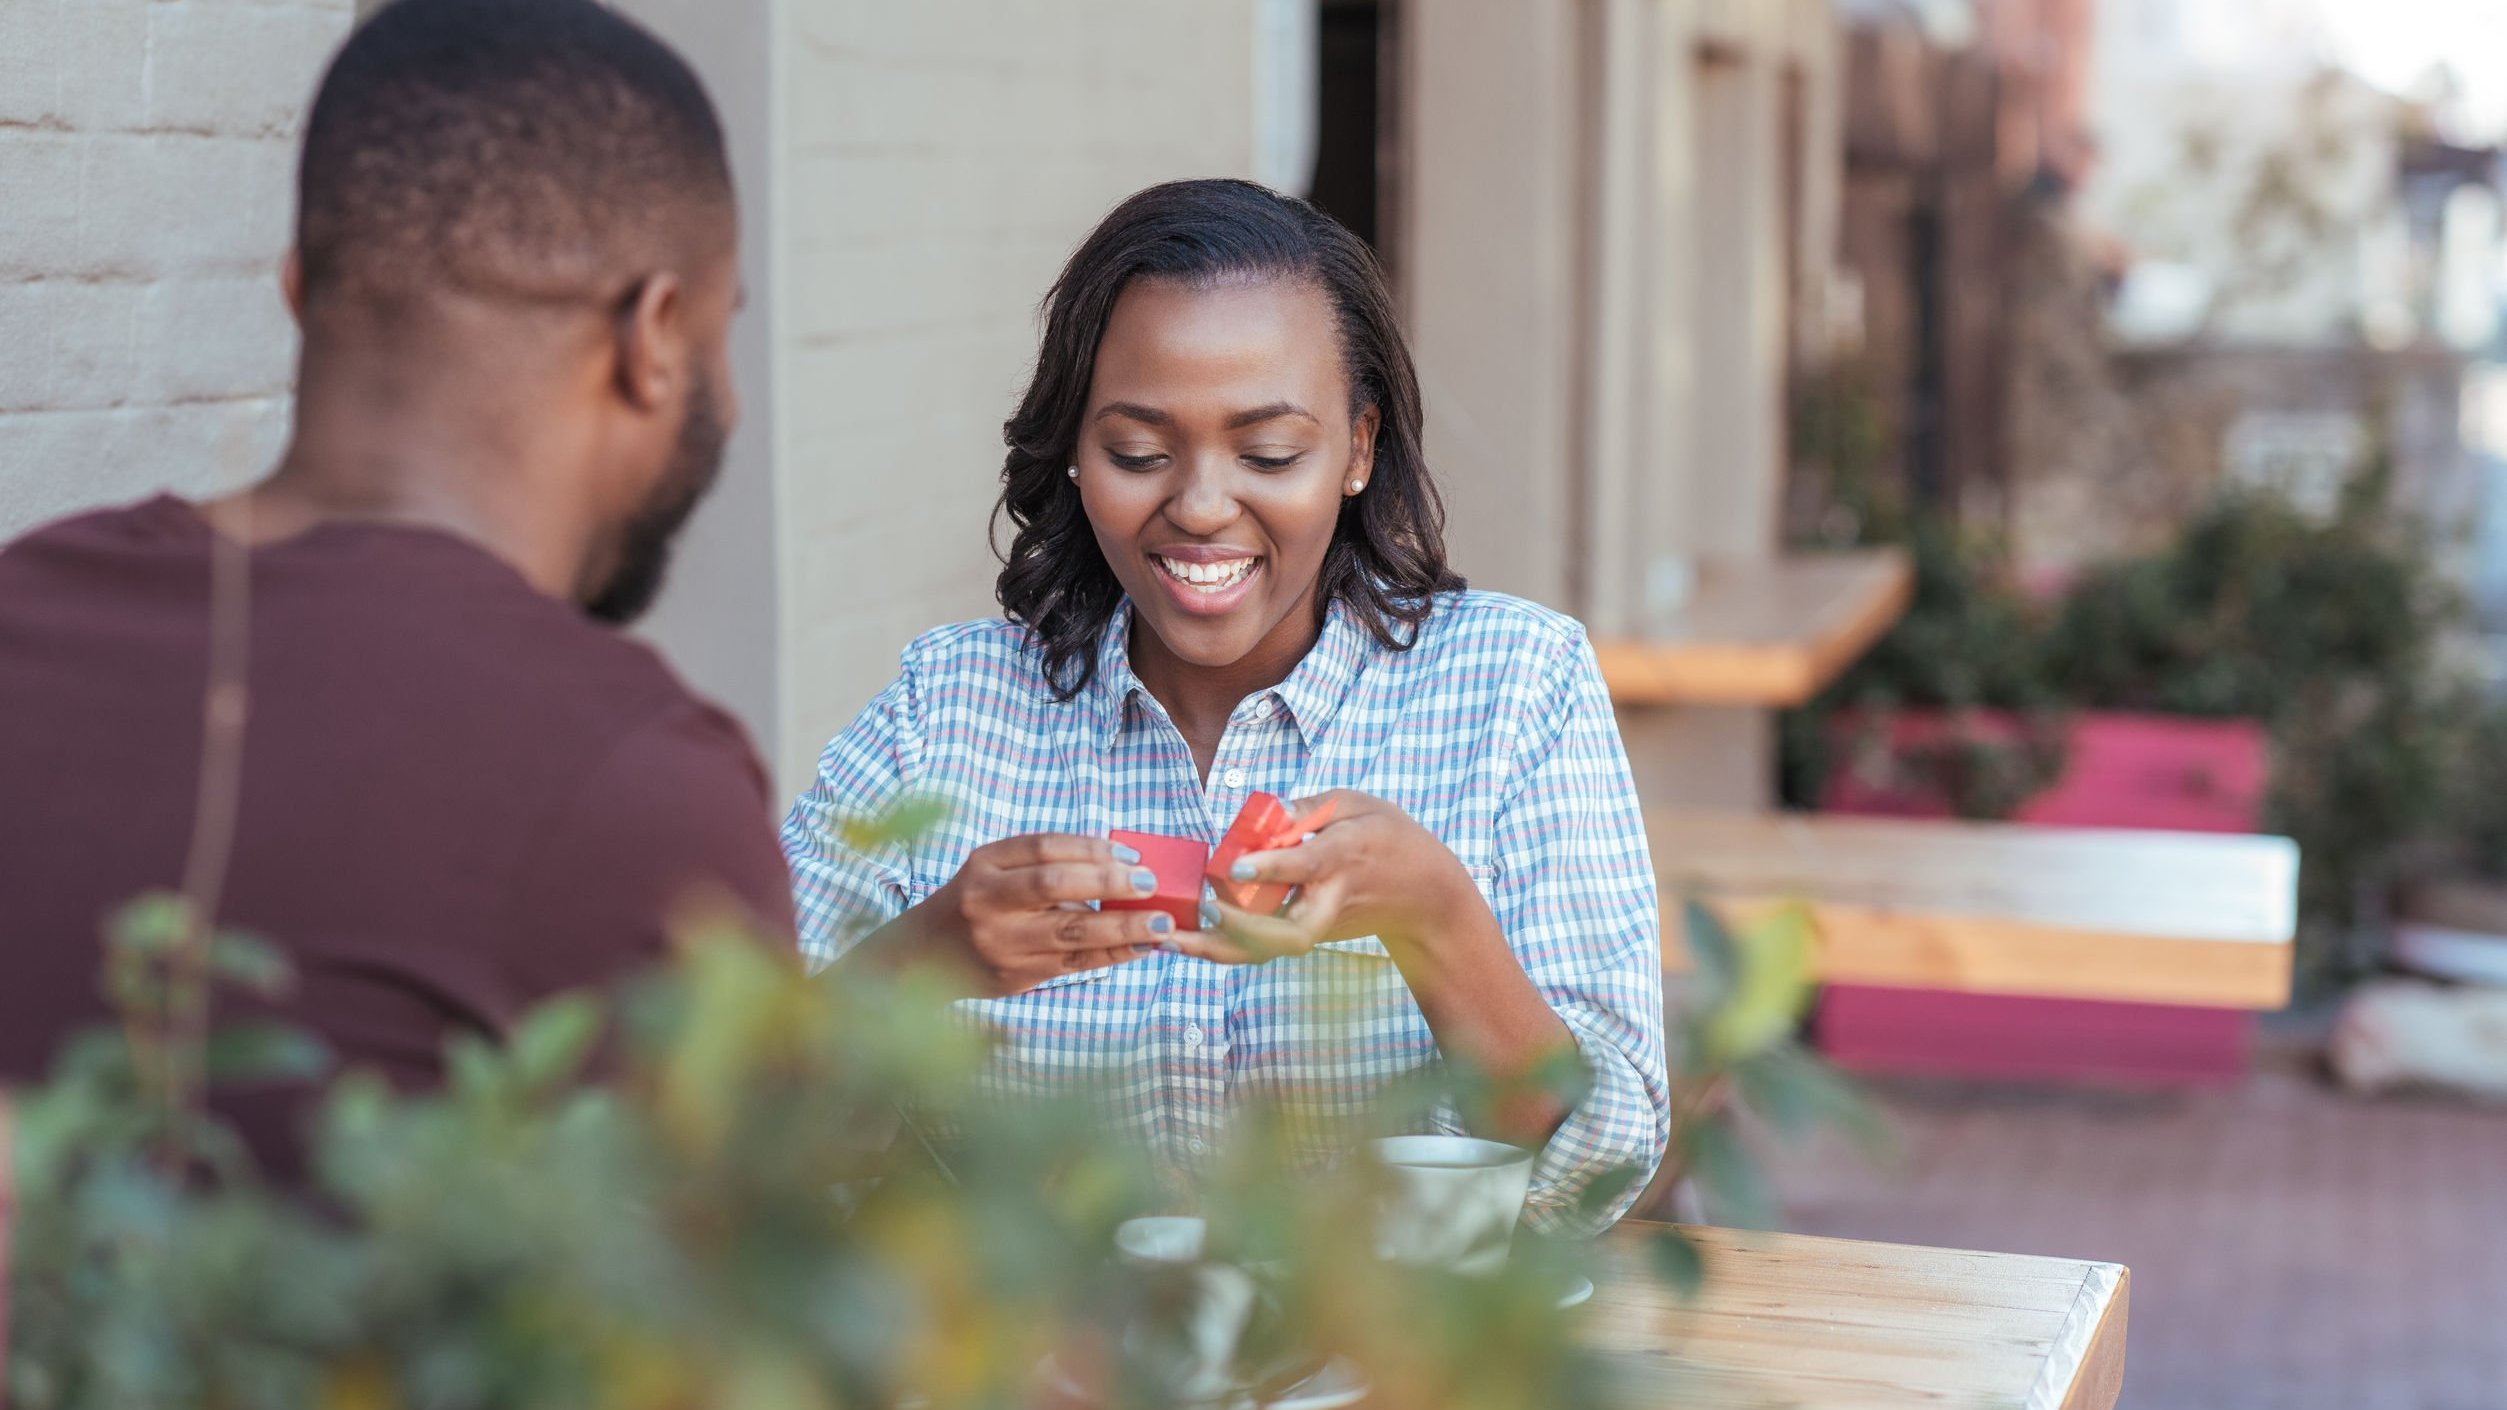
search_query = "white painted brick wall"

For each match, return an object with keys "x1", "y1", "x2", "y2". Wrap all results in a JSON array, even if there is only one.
[
  {"x1": 0, "y1": 0, "x2": 352, "y2": 537},
  {"x1": 775, "y1": 0, "x2": 1260, "y2": 784}
]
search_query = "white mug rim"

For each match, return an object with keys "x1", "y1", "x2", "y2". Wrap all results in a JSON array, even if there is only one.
[
  {"x1": 1113, "y1": 1213, "x2": 1209, "y2": 1267},
  {"x1": 1365, "y1": 1135, "x2": 1535, "y2": 1172}
]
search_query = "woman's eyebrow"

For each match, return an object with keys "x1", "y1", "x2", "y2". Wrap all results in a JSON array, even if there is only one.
[
  {"x1": 1090, "y1": 401, "x2": 1319, "y2": 430},
  {"x1": 1224, "y1": 401, "x2": 1318, "y2": 430},
  {"x1": 1094, "y1": 401, "x2": 1171, "y2": 426}
]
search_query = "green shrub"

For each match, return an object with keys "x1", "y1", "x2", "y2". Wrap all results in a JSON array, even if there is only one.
[{"x1": 5, "y1": 830, "x2": 1869, "y2": 1409}]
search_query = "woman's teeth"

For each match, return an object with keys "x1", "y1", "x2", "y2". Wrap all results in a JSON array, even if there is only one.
[{"x1": 1155, "y1": 555, "x2": 1258, "y2": 591}]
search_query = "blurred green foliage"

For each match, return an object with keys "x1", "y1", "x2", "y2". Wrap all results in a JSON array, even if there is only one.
[
  {"x1": 2427, "y1": 704, "x2": 2507, "y2": 886},
  {"x1": 1780, "y1": 520, "x2": 2072, "y2": 821},
  {"x1": 1785, "y1": 365, "x2": 2472, "y2": 985},
  {"x1": 3, "y1": 799, "x2": 1872, "y2": 1409},
  {"x1": 1669, "y1": 902, "x2": 1891, "y2": 1233},
  {"x1": 1783, "y1": 365, "x2": 2073, "y2": 820},
  {"x1": 2047, "y1": 482, "x2": 2468, "y2": 981}
]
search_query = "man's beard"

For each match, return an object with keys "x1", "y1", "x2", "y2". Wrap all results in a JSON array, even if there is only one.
[{"x1": 587, "y1": 373, "x2": 729, "y2": 625}]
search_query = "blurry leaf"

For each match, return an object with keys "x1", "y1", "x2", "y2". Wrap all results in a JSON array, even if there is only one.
[
  {"x1": 102, "y1": 893, "x2": 192, "y2": 1020},
  {"x1": 1645, "y1": 1226, "x2": 1705, "y2": 1299},
  {"x1": 1730, "y1": 1046, "x2": 1892, "y2": 1160},
  {"x1": 507, "y1": 993, "x2": 604, "y2": 1092},
  {"x1": 837, "y1": 792, "x2": 949, "y2": 854},
  {"x1": 319, "y1": 1356, "x2": 399, "y2": 1410},
  {"x1": 718, "y1": 1349, "x2": 833, "y2": 1410},
  {"x1": 444, "y1": 1035, "x2": 502, "y2": 1100},
  {"x1": 45, "y1": 1028, "x2": 137, "y2": 1088},
  {"x1": 1528, "y1": 1039, "x2": 1595, "y2": 1110},
  {"x1": 204, "y1": 1024, "x2": 331, "y2": 1086},
  {"x1": 1702, "y1": 905, "x2": 1815, "y2": 1065},
  {"x1": 1681, "y1": 899, "x2": 1738, "y2": 1004},
  {"x1": 1572, "y1": 1163, "x2": 1644, "y2": 1223},
  {"x1": 206, "y1": 930, "x2": 295, "y2": 1001},
  {"x1": 107, "y1": 892, "x2": 192, "y2": 956},
  {"x1": 651, "y1": 935, "x2": 794, "y2": 1152},
  {"x1": 1681, "y1": 1119, "x2": 1776, "y2": 1231},
  {"x1": 103, "y1": 947, "x2": 165, "y2": 1019}
]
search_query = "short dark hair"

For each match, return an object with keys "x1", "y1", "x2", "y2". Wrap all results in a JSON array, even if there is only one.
[
  {"x1": 996, "y1": 178, "x2": 1465, "y2": 701},
  {"x1": 297, "y1": 0, "x2": 733, "y2": 306}
]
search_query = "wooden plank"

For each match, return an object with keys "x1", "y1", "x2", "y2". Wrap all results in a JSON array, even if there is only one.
[
  {"x1": 1593, "y1": 1223, "x2": 2129, "y2": 1410},
  {"x1": 1654, "y1": 809, "x2": 2299, "y2": 1009},
  {"x1": 1594, "y1": 549, "x2": 1913, "y2": 707}
]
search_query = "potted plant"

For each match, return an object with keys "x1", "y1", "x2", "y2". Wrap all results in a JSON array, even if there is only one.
[
  {"x1": 2388, "y1": 700, "x2": 2507, "y2": 985},
  {"x1": 1783, "y1": 471, "x2": 2463, "y2": 1083},
  {"x1": 2042, "y1": 479, "x2": 2464, "y2": 983}
]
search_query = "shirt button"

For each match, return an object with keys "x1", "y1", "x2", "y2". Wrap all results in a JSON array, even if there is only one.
[
  {"x1": 1187, "y1": 1137, "x2": 1208, "y2": 1155},
  {"x1": 1183, "y1": 1023, "x2": 1205, "y2": 1049},
  {"x1": 1222, "y1": 767, "x2": 1248, "y2": 789}
]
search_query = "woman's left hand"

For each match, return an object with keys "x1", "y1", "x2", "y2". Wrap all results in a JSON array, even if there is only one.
[
  {"x1": 1170, "y1": 790, "x2": 1482, "y2": 965},
  {"x1": 1176, "y1": 789, "x2": 1582, "y2": 1147}
]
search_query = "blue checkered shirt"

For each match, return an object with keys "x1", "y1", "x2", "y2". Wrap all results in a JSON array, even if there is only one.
[{"x1": 781, "y1": 591, "x2": 1670, "y2": 1232}]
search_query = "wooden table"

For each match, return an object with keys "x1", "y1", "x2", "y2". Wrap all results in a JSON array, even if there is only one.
[
  {"x1": 1598, "y1": 549, "x2": 1912, "y2": 810},
  {"x1": 1594, "y1": 550, "x2": 1914, "y2": 709},
  {"x1": 1592, "y1": 1224, "x2": 2129, "y2": 1409},
  {"x1": 1654, "y1": 809, "x2": 2300, "y2": 1009}
]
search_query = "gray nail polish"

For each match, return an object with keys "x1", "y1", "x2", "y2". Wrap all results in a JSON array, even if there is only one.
[
  {"x1": 1130, "y1": 945, "x2": 1156, "y2": 958},
  {"x1": 1229, "y1": 859, "x2": 1257, "y2": 883},
  {"x1": 1111, "y1": 842, "x2": 1142, "y2": 864},
  {"x1": 1148, "y1": 912, "x2": 1174, "y2": 935},
  {"x1": 1132, "y1": 868, "x2": 1158, "y2": 895},
  {"x1": 1199, "y1": 899, "x2": 1220, "y2": 930}
]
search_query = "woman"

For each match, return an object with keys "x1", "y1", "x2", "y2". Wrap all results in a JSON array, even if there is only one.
[{"x1": 782, "y1": 179, "x2": 1668, "y2": 1231}]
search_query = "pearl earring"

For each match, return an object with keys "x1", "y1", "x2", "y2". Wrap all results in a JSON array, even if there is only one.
[
  {"x1": 1348, "y1": 479, "x2": 1365, "y2": 494},
  {"x1": 1067, "y1": 465, "x2": 1079, "y2": 480}
]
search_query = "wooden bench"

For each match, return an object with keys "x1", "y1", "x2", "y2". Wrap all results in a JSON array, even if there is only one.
[{"x1": 1653, "y1": 809, "x2": 2299, "y2": 1010}]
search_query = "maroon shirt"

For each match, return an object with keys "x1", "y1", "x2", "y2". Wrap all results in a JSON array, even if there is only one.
[{"x1": 0, "y1": 496, "x2": 796, "y2": 1174}]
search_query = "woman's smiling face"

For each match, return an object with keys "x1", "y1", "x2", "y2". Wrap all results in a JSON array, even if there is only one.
[{"x1": 1077, "y1": 274, "x2": 1377, "y2": 683}]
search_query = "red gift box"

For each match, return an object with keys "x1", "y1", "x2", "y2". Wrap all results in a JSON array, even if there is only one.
[
  {"x1": 1104, "y1": 830, "x2": 1209, "y2": 929},
  {"x1": 1206, "y1": 792, "x2": 1335, "y2": 916}
]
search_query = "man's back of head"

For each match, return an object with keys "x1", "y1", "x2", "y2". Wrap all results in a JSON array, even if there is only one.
[
  {"x1": 298, "y1": 0, "x2": 732, "y2": 312},
  {"x1": 0, "y1": 0, "x2": 789, "y2": 1181},
  {"x1": 275, "y1": 0, "x2": 744, "y2": 624}
]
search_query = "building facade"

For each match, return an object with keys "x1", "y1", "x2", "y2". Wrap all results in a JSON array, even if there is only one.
[
  {"x1": 3, "y1": 0, "x2": 1848, "y2": 803},
  {"x1": 0, "y1": 0, "x2": 350, "y2": 540}
]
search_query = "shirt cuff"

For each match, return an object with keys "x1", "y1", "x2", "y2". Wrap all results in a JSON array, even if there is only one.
[{"x1": 1521, "y1": 1011, "x2": 1672, "y2": 1237}]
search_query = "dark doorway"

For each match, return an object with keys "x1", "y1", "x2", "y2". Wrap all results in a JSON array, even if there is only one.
[{"x1": 1310, "y1": 0, "x2": 1401, "y2": 283}]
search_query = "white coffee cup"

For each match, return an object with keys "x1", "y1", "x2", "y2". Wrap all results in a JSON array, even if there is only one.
[
  {"x1": 1114, "y1": 1214, "x2": 1209, "y2": 1267},
  {"x1": 1366, "y1": 1135, "x2": 1536, "y2": 1276},
  {"x1": 1111, "y1": 1215, "x2": 1254, "y2": 1405}
]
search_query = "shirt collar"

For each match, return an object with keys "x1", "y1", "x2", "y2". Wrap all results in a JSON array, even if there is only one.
[
  {"x1": 1082, "y1": 598, "x2": 1375, "y2": 750},
  {"x1": 1084, "y1": 600, "x2": 1150, "y2": 748},
  {"x1": 1268, "y1": 599, "x2": 1370, "y2": 746}
]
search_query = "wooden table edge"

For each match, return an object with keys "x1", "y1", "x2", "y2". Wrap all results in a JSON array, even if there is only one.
[
  {"x1": 2043, "y1": 1262, "x2": 2130, "y2": 1410},
  {"x1": 1599, "y1": 1224, "x2": 2134, "y2": 1410},
  {"x1": 1596, "y1": 550, "x2": 1914, "y2": 709}
]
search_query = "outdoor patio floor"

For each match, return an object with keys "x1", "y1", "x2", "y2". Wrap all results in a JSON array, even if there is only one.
[{"x1": 1766, "y1": 1027, "x2": 2507, "y2": 1410}]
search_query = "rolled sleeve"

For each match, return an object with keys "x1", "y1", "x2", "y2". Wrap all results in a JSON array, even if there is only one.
[
  {"x1": 1489, "y1": 630, "x2": 1672, "y2": 1234},
  {"x1": 779, "y1": 672, "x2": 924, "y2": 971}
]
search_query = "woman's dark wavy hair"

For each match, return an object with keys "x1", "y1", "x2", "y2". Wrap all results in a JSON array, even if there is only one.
[{"x1": 994, "y1": 178, "x2": 1464, "y2": 701}]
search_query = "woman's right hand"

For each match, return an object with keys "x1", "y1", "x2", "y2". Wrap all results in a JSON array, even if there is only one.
[{"x1": 912, "y1": 834, "x2": 1170, "y2": 997}]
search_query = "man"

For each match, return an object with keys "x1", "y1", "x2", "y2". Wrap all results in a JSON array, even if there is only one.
[{"x1": 0, "y1": 0, "x2": 792, "y2": 1176}]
